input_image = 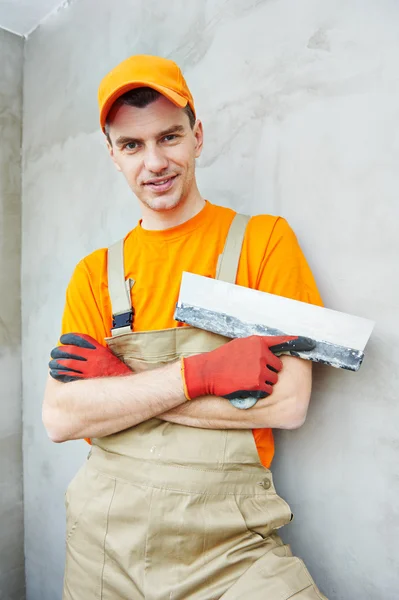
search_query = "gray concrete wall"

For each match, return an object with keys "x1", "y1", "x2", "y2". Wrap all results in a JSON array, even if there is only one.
[
  {"x1": 0, "y1": 28, "x2": 25, "y2": 600},
  {"x1": 22, "y1": 1, "x2": 399, "y2": 598}
]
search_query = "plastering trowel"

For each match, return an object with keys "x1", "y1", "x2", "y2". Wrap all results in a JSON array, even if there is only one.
[{"x1": 174, "y1": 273, "x2": 375, "y2": 409}]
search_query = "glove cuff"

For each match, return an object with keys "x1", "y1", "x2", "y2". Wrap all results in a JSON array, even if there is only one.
[
  {"x1": 181, "y1": 355, "x2": 208, "y2": 400},
  {"x1": 180, "y1": 357, "x2": 193, "y2": 400}
]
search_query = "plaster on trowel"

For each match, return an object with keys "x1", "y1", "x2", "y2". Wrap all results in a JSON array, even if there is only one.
[{"x1": 174, "y1": 272, "x2": 375, "y2": 408}]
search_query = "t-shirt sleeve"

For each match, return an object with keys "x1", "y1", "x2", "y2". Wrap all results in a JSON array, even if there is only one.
[
  {"x1": 256, "y1": 217, "x2": 323, "y2": 306},
  {"x1": 60, "y1": 259, "x2": 110, "y2": 346}
]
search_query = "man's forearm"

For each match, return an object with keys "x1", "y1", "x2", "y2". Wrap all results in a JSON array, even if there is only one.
[
  {"x1": 159, "y1": 357, "x2": 312, "y2": 430},
  {"x1": 43, "y1": 361, "x2": 186, "y2": 442}
]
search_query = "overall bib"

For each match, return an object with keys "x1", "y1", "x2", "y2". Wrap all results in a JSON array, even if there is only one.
[{"x1": 63, "y1": 215, "x2": 327, "y2": 600}]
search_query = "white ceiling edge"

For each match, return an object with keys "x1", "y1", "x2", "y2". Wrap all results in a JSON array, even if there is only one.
[
  {"x1": 25, "y1": 0, "x2": 70, "y2": 38},
  {"x1": 0, "y1": 0, "x2": 69, "y2": 39},
  {"x1": 0, "y1": 23, "x2": 23, "y2": 37}
]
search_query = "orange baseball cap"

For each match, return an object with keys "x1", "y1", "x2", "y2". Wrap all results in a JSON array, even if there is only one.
[{"x1": 98, "y1": 54, "x2": 196, "y2": 131}]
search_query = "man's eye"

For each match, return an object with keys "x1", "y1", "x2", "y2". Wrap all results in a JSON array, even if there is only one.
[
  {"x1": 124, "y1": 142, "x2": 139, "y2": 150},
  {"x1": 163, "y1": 134, "x2": 177, "y2": 142}
]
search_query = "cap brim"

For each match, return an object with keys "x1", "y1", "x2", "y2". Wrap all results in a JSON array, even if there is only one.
[{"x1": 100, "y1": 81, "x2": 188, "y2": 130}]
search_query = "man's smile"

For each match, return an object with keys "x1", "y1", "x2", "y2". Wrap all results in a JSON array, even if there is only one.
[{"x1": 143, "y1": 174, "x2": 178, "y2": 193}]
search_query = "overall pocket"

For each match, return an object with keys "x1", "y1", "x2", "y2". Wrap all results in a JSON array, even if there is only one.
[
  {"x1": 234, "y1": 474, "x2": 293, "y2": 540},
  {"x1": 65, "y1": 461, "x2": 115, "y2": 543},
  {"x1": 65, "y1": 463, "x2": 94, "y2": 541}
]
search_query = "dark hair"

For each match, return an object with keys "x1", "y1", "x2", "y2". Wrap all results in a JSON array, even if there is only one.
[{"x1": 105, "y1": 87, "x2": 196, "y2": 144}]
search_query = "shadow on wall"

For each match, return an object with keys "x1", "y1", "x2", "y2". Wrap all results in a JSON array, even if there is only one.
[{"x1": 0, "y1": 315, "x2": 11, "y2": 347}]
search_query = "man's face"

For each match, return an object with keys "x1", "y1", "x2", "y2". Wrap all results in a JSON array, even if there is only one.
[{"x1": 106, "y1": 96, "x2": 203, "y2": 213}]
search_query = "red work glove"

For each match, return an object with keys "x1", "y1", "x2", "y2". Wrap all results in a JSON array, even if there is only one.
[
  {"x1": 49, "y1": 333, "x2": 132, "y2": 383},
  {"x1": 181, "y1": 335, "x2": 315, "y2": 401}
]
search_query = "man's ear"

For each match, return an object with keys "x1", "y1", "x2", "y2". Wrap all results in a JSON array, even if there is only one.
[
  {"x1": 193, "y1": 120, "x2": 204, "y2": 159},
  {"x1": 106, "y1": 137, "x2": 122, "y2": 172}
]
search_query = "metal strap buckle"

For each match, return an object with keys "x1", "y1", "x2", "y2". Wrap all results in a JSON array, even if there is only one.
[{"x1": 112, "y1": 309, "x2": 134, "y2": 330}]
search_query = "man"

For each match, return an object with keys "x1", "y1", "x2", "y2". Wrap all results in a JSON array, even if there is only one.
[{"x1": 43, "y1": 55, "x2": 326, "y2": 599}]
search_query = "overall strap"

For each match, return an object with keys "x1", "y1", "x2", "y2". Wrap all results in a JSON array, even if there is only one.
[
  {"x1": 107, "y1": 212, "x2": 250, "y2": 335},
  {"x1": 216, "y1": 213, "x2": 250, "y2": 283},
  {"x1": 107, "y1": 239, "x2": 135, "y2": 337}
]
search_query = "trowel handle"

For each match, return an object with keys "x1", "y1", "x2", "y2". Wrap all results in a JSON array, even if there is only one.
[
  {"x1": 228, "y1": 338, "x2": 315, "y2": 410},
  {"x1": 228, "y1": 348, "x2": 287, "y2": 410},
  {"x1": 229, "y1": 397, "x2": 259, "y2": 409}
]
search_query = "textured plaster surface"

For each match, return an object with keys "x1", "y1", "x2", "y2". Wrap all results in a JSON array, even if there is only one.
[
  {"x1": 0, "y1": 27, "x2": 25, "y2": 600},
  {"x1": 22, "y1": 1, "x2": 399, "y2": 598}
]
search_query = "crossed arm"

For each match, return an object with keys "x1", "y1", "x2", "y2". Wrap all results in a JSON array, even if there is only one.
[
  {"x1": 43, "y1": 356, "x2": 312, "y2": 443},
  {"x1": 159, "y1": 356, "x2": 311, "y2": 429}
]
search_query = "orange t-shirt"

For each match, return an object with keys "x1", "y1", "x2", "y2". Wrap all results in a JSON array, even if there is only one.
[{"x1": 60, "y1": 201, "x2": 322, "y2": 467}]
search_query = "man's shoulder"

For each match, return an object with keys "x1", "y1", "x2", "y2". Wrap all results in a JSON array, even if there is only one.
[
  {"x1": 248, "y1": 213, "x2": 282, "y2": 227},
  {"x1": 210, "y1": 203, "x2": 286, "y2": 230},
  {"x1": 74, "y1": 229, "x2": 136, "y2": 277},
  {"x1": 246, "y1": 214, "x2": 291, "y2": 239},
  {"x1": 76, "y1": 247, "x2": 107, "y2": 274},
  {"x1": 210, "y1": 203, "x2": 286, "y2": 229},
  {"x1": 209, "y1": 203, "x2": 293, "y2": 244}
]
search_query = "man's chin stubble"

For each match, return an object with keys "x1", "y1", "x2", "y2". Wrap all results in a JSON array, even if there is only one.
[{"x1": 141, "y1": 195, "x2": 184, "y2": 212}]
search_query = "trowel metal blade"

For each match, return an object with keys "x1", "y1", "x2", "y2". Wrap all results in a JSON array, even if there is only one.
[{"x1": 175, "y1": 273, "x2": 375, "y2": 372}]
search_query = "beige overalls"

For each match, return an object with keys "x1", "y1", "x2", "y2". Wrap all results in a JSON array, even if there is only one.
[{"x1": 63, "y1": 215, "x2": 327, "y2": 600}]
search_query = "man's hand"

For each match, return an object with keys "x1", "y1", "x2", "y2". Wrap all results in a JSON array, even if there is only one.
[
  {"x1": 181, "y1": 335, "x2": 315, "y2": 401},
  {"x1": 49, "y1": 333, "x2": 132, "y2": 383}
]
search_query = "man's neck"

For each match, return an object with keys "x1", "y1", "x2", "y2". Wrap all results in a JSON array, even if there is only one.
[{"x1": 140, "y1": 192, "x2": 206, "y2": 231}]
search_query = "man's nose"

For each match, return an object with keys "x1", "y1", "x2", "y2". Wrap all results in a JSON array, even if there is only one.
[{"x1": 143, "y1": 146, "x2": 169, "y2": 173}]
